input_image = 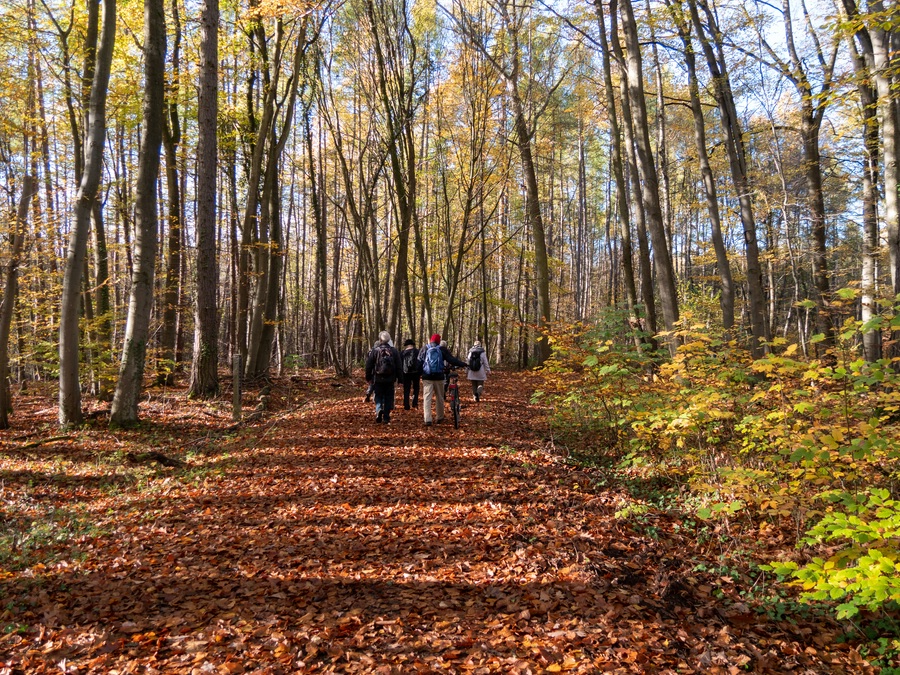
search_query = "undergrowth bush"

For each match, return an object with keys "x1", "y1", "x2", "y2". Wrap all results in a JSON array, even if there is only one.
[{"x1": 540, "y1": 295, "x2": 900, "y2": 621}]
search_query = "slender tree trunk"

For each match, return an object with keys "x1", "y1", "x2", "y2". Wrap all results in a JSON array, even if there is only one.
[
  {"x1": 58, "y1": 0, "x2": 116, "y2": 426},
  {"x1": 188, "y1": 0, "x2": 219, "y2": 397},
  {"x1": 869, "y1": 7, "x2": 900, "y2": 293},
  {"x1": 619, "y1": 0, "x2": 679, "y2": 346},
  {"x1": 609, "y1": 0, "x2": 657, "y2": 336},
  {"x1": 852, "y1": 45, "x2": 882, "y2": 361},
  {"x1": 593, "y1": 0, "x2": 639, "y2": 315},
  {"x1": 91, "y1": 200, "x2": 113, "y2": 398},
  {"x1": 158, "y1": 0, "x2": 182, "y2": 384},
  {"x1": 110, "y1": 0, "x2": 165, "y2": 425},
  {"x1": 0, "y1": 177, "x2": 36, "y2": 429},
  {"x1": 667, "y1": 1, "x2": 734, "y2": 329},
  {"x1": 689, "y1": 0, "x2": 768, "y2": 355}
]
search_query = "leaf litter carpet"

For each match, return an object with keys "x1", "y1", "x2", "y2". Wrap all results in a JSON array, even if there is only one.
[{"x1": 0, "y1": 372, "x2": 871, "y2": 673}]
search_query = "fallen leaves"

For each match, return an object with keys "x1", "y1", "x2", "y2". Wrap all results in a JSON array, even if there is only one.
[{"x1": 0, "y1": 372, "x2": 879, "y2": 673}]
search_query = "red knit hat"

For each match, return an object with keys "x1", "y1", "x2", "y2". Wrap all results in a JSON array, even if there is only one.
[{"x1": 430, "y1": 333, "x2": 441, "y2": 343}]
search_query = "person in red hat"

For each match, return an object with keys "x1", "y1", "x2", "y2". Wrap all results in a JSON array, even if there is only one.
[{"x1": 418, "y1": 333, "x2": 467, "y2": 426}]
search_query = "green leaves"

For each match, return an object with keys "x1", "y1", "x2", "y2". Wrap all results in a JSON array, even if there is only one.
[{"x1": 696, "y1": 499, "x2": 744, "y2": 520}]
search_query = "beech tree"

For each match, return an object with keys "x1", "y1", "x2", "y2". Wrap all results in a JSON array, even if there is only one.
[
  {"x1": 58, "y1": 0, "x2": 116, "y2": 426},
  {"x1": 0, "y1": 176, "x2": 35, "y2": 429},
  {"x1": 110, "y1": 0, "x2": 166, "y2": 425},
  {"x1": 188, "y1": 0, "x2": 219, "y2": 397}
]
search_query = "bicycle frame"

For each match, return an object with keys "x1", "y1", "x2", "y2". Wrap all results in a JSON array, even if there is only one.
[{"x1": 447, "y1": 368, "x2": 460, "y2": 428}]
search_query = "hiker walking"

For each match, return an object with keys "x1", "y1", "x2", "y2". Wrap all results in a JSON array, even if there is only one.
[
  {"x1": 418, "y1": 333, "x2": 466, "y2": 426},
  {"x1": 365, "y1": 331, "x2": 402, "y2": 423},
  {"x1": 400, "y1": 339, "x2": 421, "y2": 410},
  {"x1": 466, "y1": 341, "x2": 491, "y2": 402}
]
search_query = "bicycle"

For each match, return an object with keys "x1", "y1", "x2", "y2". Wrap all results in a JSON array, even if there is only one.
[{"x1": 446, "y1": 367, "x2": 461, "y2": 429}]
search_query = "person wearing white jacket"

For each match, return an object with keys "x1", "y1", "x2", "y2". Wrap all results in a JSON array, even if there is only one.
[{"x1": 466, "y1": 341, "x2": 491, "y2": 402}]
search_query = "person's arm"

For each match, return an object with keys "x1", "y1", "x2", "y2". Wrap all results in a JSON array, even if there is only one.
[
  {"x1": 392, "y1": 348, "x2": 402, "y2": 375},
  {"x1": 365, "y1": 350, "x2": 375, "y2": 381},
  {"x1": 443, "y1": 347, "x2": 467, "y2": 369},
  {"x1": 481, "y1": 351, "x2": 490, "y2": 374}
]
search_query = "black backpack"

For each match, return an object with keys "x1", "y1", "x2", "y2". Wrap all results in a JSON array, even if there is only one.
[
  {"x1": 468, "y1": 348, "x2": 483, "y2": 372},
  {"x1": 402, "y1": 348, "x2": 420, "y2": 375},
  {"x1": 374, "y1": 345, "x2": 395, "y2": 378}
]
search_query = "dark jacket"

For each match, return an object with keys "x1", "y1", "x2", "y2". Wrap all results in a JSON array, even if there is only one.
[
  {"x1": 418, "y1": 342, "x2": 467, "y2": 381},
  {"x1": 400, "y1": 345, "x2": 421, "y2": 378},
  {"x1": 365, "y1": 343, "x2": 402, "y2": 384}
]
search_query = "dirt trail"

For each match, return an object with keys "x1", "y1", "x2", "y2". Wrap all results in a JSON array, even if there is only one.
[{"x1": 0, "y1": 372, "x2": 869, "y2": 673}]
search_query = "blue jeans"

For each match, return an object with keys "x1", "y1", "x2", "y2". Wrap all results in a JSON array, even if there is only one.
[{"x1": 373, "y1": 381, "x2": 396, "y2": 416}]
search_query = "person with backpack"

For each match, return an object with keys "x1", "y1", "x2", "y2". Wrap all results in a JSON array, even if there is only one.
[
  {"x1": 466, "y1": 340, "x2": 491, "y2": 402},
  {"x1": 363, "y1": 337, "x2": 392, "y2": 402},
  {"x1": 418, "y1": 333, "x2": 467, "y2": 426},
  {"x1": 400, "y1": 339, "x2": 421, "y2": 410},
  {"x1": 364, "y1": 331, "x2": 402, "y2": 423}
]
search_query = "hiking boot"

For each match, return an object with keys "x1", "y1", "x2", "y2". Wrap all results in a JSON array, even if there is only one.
[
  {"x1": 365, "y1": 393, "x2": 371, "y2": 403},
  {"x1": 376, "y1": 411, "x2": 383, "y2": 423},
  {"x1": 384, "y1": 413, "x2": 391, "y2": 424},
  {"x1": 476, "y1": 384, "x2": 484, "y2": 397},
  {"x1": 424, "y1": 421, "x2": 432, "y2": 426}
]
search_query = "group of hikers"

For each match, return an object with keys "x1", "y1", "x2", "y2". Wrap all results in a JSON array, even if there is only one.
[{"x1": 363, "y1": 332, "x2": 491, "y2": 425}]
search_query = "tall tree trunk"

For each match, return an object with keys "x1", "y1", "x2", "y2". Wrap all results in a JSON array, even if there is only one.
[
  {"x1": 851, "y1": 42, "x2": 882, "y2": 361},
  {"x1": 247, "y1": 27, "x2": 305, "y2": 377},
  {"x1": 667, "y1": 0, "x2": 734, "y2": 329},
  {"x1": 58, "y1": 0, "x2": 116, "y2": 426},
  {"x1": 689, "y1": 0, "x2": 768, "y2": 356},
  {"x1": 842, "y1": 0, "x2": 897, "y2": 357},
  {"x1": 91, "y1": 200, "x2": 113, "y2": 397},
  {"x1": 110, "y1": 0, "x2": 166, "y2": 425},
  {"x1": 241, "y1": 22, "x2": 281, "y2": 366},
  {"x1": 365, "y1": 0, "x2": 416, "y2": 340},
  {"x1": 609, "y1": 0, "x2": 657, "y2": 336},
  {"x1": 0, "y1": 177, "x2": 36, "y2": 429},
  {"x1": 593, "y1": 0, "x2": 639, "y2": 316},
  {"x1": 867, "y1": 2, "x2": 900, "y2": 293},
  {"x1": 619, "y1": 0, "x2": 679, "y2": 347},
  {"x1": 158, "y1": 0, "x2": 182, "y2": 384},
  {"x1": 188, "y1": 0, "x2": 219, "y2": 397}
]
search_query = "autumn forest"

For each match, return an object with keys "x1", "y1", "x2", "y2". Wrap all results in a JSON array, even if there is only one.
[{"x1": 3, "y1": 0, "x2": 900, "y2": 670}]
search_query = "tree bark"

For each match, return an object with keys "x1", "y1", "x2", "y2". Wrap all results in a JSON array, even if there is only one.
[
  {"x1": 667, "y1": 0, "x2": 734, "y2": 329},
  {"x1": 844, "y1": 28, "x2": 882, "y2": 360},
  {"x1": 58, "y1": 0, "x2": 116, "y2": 426},
  {"x1": 688, "y1": 0, "x2": 768, "y2": 356},
  {"x1": 0, "y1": 177, "x2": 36, "y2": 429},
  {"x1": 619, "y1": 0, "x2": 679, "y2": 347},
  {"x1": 158, "y1": 0, "x2": 182, "y2": 384},
  {"x1": 188, "y1": 0, "x2": 219, "y2": 397},
  {"x1": 593, "y1": 0, "x2": 639, "y2": 316},
  {"x1": 110, "y1": 0, "x2": 166, "y2": 425}
]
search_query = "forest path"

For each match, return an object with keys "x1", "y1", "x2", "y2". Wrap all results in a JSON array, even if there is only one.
[{"x1": 1, "y1": 371, "x2": 867, "y2": 673}]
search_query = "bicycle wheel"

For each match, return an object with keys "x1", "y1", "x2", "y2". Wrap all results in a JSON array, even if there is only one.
[{"x1": 452, "y1": 390, "x2": 460, "y2": 428}]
